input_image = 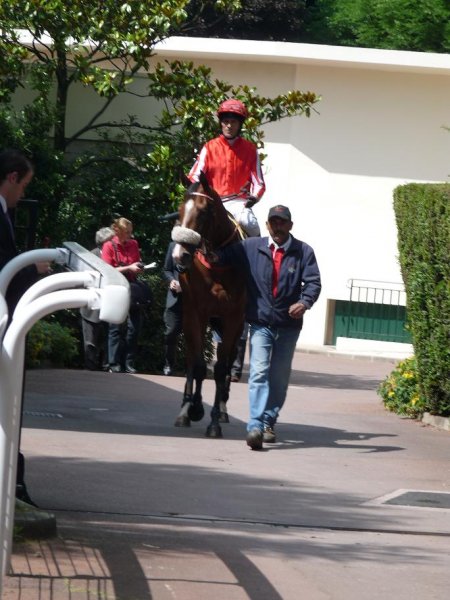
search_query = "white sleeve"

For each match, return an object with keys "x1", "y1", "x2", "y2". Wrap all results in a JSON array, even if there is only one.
[{"x1": 188, "y1": 145, "x2": 208, "y2": 182}]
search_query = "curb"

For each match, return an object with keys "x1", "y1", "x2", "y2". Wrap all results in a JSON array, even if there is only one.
[
  {"x1": 14, "y1": 499, "x2": 57, "y2": 539},
  {"x1": 421, "y1": 412, "x2": 450, "y2": 432},
  {"x1": 297, "y1": 346, "x2": 398, "y2": 363}
]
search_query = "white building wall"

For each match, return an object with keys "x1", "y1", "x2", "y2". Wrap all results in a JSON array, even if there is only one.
[
  {"x1": 283, "y1": 65, "x2": 449, "y2": 346},
  {"x1": 14, "y1": 38, "x2": 450, "y2": 348},
  {"x1": 185, "y1": 53, "x2": 449, "y2": 347}
]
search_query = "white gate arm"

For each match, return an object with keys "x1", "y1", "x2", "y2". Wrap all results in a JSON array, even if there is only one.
[
  {"x1": 0, "y1": 241, "x2": 131, "y2": 587},
  {"x1": 0, "y1": 248, "x2": 67, "y2": 297}
]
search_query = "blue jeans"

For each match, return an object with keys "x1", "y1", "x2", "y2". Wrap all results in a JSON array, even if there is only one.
[{"x1": 247, "y1": 324, "x2": 301, "y2": 432}]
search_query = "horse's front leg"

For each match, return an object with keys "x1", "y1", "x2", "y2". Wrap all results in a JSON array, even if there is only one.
[
  {"x1": 174, "y1": 316, "x2": 206, "y2": 428},
  {"x1": 174, "y1": 367, "x2": 195, "y2": 427},
  {"x1": 188, "y1": 357, "x2": 206, "y2": 422},
  {"x1": 173, "y1": 361, "x2": 206, "y2": 426},
  {"x1": 205, "y1": 320, "x2": 243, "y2": 437},
  {"x1": 205, "y1": 355, "x2": 229, "y2": 438},
  {"x1": 216, "y1": 341, "x2": 233, "y2": 423}
]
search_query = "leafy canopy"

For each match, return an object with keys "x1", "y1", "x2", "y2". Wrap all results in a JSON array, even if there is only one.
[
  {"x1": 304, "y1": 0, "x2": 450, "y2": 52},
  {"x1": 185, "y1": 0, "x2": 308, "y2": 41},
  {"x1": 0, "y1": 1, "x2": 241, "y2": 149},
  {"x1": 0, "y1": 0, "x2": 319, "y2": 249}
]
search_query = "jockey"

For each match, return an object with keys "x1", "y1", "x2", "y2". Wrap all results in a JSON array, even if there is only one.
[{"x1": 187, "y1": 98, "x2": 266, "y2": 237}]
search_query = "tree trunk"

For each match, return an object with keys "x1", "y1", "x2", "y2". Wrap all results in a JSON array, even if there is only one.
[{"x1": 54, "y1": 44, "x2": 68, "y2": 152}]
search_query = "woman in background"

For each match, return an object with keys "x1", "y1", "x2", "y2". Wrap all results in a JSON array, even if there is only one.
[{"x1": 102, "y1": 217, "x2": 144, "y2": 373}]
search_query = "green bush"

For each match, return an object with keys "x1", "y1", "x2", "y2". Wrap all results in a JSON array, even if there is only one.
[
  {"x1": 393, "y1": 183, "x2": 450, "y2": 416},
  {"x1": 378, "y1": 356, "x2": 426, "y2": 418},
  {"x1": 26, "y1": 318, "x2": 78, "y2": 368}
]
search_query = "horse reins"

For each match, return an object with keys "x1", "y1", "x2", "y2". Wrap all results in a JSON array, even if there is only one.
[
  {"x1": 179, "y1": 190, "x2": 240, "y2": 271},
  {"x1": 189, "y1": 191, "x2": 215, "y2": 202}
]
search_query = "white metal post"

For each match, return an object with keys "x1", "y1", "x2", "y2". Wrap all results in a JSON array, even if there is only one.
[{"x1": 0, "y1": 243, "x2": 130, "y2": 594}]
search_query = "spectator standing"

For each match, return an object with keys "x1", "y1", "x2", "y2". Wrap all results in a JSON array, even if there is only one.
[
  {"x1": 162, "y1": 240, "x2": 183, "y2": 375},
  {"x1": 101, "y1": 217, "x2": 144, "y2": 374},
  {"x1": 80, "y1": 227, "x2": 114, "y2": 370}
]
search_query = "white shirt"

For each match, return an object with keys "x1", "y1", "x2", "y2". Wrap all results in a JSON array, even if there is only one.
[{"x1": 0, "y1": 194, "x2": 7, "y2": 214}]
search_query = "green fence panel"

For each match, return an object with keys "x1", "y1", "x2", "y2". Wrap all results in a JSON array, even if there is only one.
[{"x1": 333, "y1": 300, "x2": 411, "y2": 345}]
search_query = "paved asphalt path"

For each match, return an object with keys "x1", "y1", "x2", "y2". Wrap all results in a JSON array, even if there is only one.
[{"x1": 3, "y1": 351, "x2": 450, "y2": 599}]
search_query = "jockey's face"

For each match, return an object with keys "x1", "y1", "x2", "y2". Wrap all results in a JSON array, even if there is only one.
[
  {"x1": 220, "y1": 116, "x2": 242, "y2": 140},
  {"x1": 267, "y1": 217, "x2": 292, "y2": 246}
]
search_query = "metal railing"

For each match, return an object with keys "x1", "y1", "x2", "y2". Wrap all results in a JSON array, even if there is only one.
[{"x1": 348, "y1": 279, "x2": 407, "y2": 306}]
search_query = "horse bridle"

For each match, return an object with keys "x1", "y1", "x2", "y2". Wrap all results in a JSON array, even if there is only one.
[
  {"x1": 189, "y1": 191, "x2": 215, "y2": 202},
  {"x1": 185, "y1": 191, "x2": 240, "y2": 251}
]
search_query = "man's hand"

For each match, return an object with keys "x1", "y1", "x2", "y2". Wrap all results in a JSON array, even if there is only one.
[
  {"x1": 169, "y1": 279, "x2": 182, "y2": 293},
  {"x1": 288, "y1": 302, "x2": 307, "y2": 319},
  {"x1": 36, "y1": 261, "x2": 51, "y2": 274}
]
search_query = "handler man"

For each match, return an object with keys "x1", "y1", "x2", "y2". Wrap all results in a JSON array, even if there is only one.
[{"x1": 211, "y1": 205, "x2": 321, "y2": 450}]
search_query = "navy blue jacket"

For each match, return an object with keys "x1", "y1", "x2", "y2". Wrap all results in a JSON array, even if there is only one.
[{"x1": 219, "y1": 236, "x2": 321, "y2": 330}]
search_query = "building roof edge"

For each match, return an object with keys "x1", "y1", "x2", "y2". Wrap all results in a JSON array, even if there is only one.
[{"x1": 155, "y1": 37, "x2": 450, "y2": 74}]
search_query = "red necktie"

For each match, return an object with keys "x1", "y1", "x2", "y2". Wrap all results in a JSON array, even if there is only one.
[{"x1": 271, "y1": 244, "x2": 284, "y2": 297}]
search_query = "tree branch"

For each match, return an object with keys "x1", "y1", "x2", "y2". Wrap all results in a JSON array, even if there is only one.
[
  {"x1": 66, "y1": 117, "x2": 172, "y2": 147},
  {"x1": 68, "y1": 155, "x2": 150, "y2": 177}
]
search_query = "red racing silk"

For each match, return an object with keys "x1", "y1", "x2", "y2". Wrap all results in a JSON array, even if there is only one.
[{"x1": 188, "y1": 135, "x2": 266, "y2": 200}]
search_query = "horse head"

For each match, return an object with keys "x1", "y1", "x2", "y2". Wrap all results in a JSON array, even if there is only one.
[{"x1": 171, "y1": 172, "x2": 225, "y2": 271}]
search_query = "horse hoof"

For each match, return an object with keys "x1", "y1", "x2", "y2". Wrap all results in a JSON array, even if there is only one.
[
  {"x1": 206, "y1": 425, "x2": 223, "y2": 438},
  {"x1": 219, "y1": 411, "x2": 229, "y2": 423},
  {"x1": 188, "y1": 403, "x2": 205, "y2": 422},
  {"x1": 174, "y1": 416, "x2": 190, "y2": 427}
]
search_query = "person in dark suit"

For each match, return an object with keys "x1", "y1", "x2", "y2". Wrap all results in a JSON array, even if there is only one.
[
  {"x1": 0, "y1": 150, "x2": 43, "y2": 315},
  {"x1": 0, "y1": 148, "x2": 49, "y2": 505},
  {"x1": 162, "y1": 241, "x2": 183, "y2": 375}
]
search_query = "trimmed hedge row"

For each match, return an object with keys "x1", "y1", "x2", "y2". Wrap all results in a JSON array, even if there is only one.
[{"x1": 393, "y1": 183, "x2": 450, "y2": 416}]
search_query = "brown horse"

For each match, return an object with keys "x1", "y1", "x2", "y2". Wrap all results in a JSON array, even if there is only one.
[{"x1": 171, "y1": 172, "x2": 246, "y2": 437}]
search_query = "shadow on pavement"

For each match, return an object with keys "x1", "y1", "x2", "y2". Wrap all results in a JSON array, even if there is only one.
[
  {"x1": 23, "y1": 380, "x2": 400, "y2": 453},
  {"x1": 239, "y1": 367, "x2": 385, "y2": 390},
  {"x1": 7, "y1": 474, "x2": 442, "y2": 600}
]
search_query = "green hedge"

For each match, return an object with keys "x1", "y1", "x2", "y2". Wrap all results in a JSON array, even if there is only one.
[
  {"x1": 26, "y1": 318, "x2": 78, "y2": 368},
  {"x1": 393, "y1": 183, "x2": 450, "y2": 416}
]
